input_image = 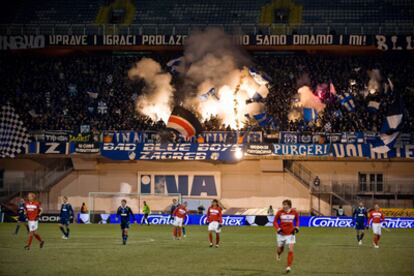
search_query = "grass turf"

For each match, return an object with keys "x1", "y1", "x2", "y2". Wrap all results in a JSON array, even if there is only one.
[{"x1": 0, "y1": 224, "x2": 413, "y2": 275}]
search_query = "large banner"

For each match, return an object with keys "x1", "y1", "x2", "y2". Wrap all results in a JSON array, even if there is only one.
[
  {"x1": 75, "y1": 214, "x2": 414, "y2": 228},
  {"x1": 138, "y1": 172, "x2": 221, "y2": 198},
  {"x1": 273, "y1": 143, "x2": 414, "y2": 159},
  {"x1": 22, "y1": 142, "x2": 414, "y2": 160},
  {"x1": 100, "y1": 130, "x2": 262, "y2": 143},
  {"x1": 100, "y1": 143, "x2": 243, "y2": 161},
  {"x1": 2, "y1": 34, "x2": 413, "y2": 51}
]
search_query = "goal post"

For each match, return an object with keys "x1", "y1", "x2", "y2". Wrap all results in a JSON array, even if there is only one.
[{"x1": 87, "y1": 192, "x2": 182, "y2": 223}]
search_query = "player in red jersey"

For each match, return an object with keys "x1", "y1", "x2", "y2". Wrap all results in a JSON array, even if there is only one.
[
  {"x1": 172, "y1": 202, "x2": 187, "y2": 240},
  {"x1": 273, "y1": 199, "x2": 299, "y2": 273},
  {"x1": 24, "y1": 193, "x2": 44, "y2": 250},
  {"x1": 206, "y1": 199, "x2": 223, "y2": 248},
  {"x1": 368, "y1": 204, "x2": 385, "y2": 248}
]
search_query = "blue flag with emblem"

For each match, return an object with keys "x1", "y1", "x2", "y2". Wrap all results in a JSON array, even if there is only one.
[
  {"x1": 303, "y1": 108, "x2": 318, "y2": 122},
  {"x1": 339, "y1": 92, "x2": 356, "y2": 112}
]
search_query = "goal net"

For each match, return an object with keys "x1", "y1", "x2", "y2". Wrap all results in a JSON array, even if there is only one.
[{"x1": 88, "y1": 192, "x2": 182, "y2": 222}]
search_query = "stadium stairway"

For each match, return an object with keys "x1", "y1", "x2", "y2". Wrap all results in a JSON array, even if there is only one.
[{"x1": 284, "y1": 160, "x2": 352, "y2": 216}]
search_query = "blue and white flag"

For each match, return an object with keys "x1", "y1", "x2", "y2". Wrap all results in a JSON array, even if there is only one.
[
  {"x1": 372, "y1": 91, "x2": 403, "y2": 153},
  {"x1": 248, "y1": 68, "x2": 272, "y2": 86},
  {"x1": 166, "y1": 56, "x2": 184, "y2": 73},
  {"x1": 380, "y1": 97, "x2": 403, "y2": 134},
  {"x1": 253, "y1": 112, "x2": 269, "y2": 127},
  {"x1": 367, "y1": 101, "x2": 380, "y2": 112},
  {"x1": 246, "y1": 92, "x2": 264, "y2": 104},
  {"x1": 339, "y1": 93, "x2": 356, "y2": 112},
  {"x1": 0, "y1": 105, "x2": 30, "y2": 158},
  {"x1": 199, "y1": 87, "x2": 218, "y2": 101},
  {"x1": 371, "y1": 132, "x2": 400, "y2": 154},
  {"x1": 303, "y1": 108, "x2": 318, "y2": 122}
]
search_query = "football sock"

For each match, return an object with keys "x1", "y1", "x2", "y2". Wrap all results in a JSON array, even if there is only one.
[
  {"x1": 27, "y1": 233, "x2": 33, "y2": 246},
  {"x1": 59, "y1": 226, "x2": 66, "y2": 236},
  {"x1": 177, "y1": 228, "x2": 182, "y2": 238},
  {"x1": 360, "y1": 233, "x2": 364, "y2": 240},
  {"x1": 182, "y1": 227, "x2": 186, "y2": 235},
  {"x1": 66, "y1": 228, "x2": 70, "y2": 237},
  {"x1": 216, "y1": 233, "x2": 220, "y2": 245},
  {"x1": 356, "y1": 234, "x2": 360, "y2": 241},
  {"x1": 15, "y1": 225, "x2": 20, "y2": 234},
  {"x1": 287, "y1": 252, "x2": 294, "y2": 267},
  {"x1": 209, "y1": 232, "x2": 213, "y2": 243},
  {"x1": 34, "y1": 233, "x2": 42, "y2": 242},
  {"x1": 173, "y1": 228, "x2": 177, "y2": 238},
  {"x1": 377, "y1": 235, "x2": 381, "y2": 244}
]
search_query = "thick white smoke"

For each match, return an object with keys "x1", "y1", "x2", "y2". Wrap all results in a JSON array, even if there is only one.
[
  {"x1": 128, "y1": 58, "x2": 174, "y2": 123},
  {"x1": 129, "y1": 29, "x2": 270, "y2": 129}
]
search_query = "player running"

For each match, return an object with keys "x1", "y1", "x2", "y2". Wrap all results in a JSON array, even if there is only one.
[
  {"x1": 368, "y1": 204, "x2": 385, "y2": 248},
  {"x1": 172, "y1": 202, "x2": 187, "y2": 240},
  {"x1": 352, "y1": 201, "x2": 368, "y2": 245},
  {"x1": 116, "y1": 199, "x2": 135, "y2": 245},
  {"x1": 273, "y1": 199, "x2": 299, "y2": 274},
  {"x1": 141, "y1": 201, "x2": 151, "y2": 226},
  {"x1": 24, "y1": 193, "x2": 44, "y2": 250},
  {"x1": 59, "y1": 196, "x2": 74, "y2": 239},
  {"x1": 15, "y1": 198, "x2": 29, "y2": 235},
  {"x1": 207, "y1": 199, "x2": 223, "y2": 248}
]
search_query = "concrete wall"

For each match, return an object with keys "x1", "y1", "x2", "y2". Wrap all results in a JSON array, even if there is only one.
[
  {"x1": 46, "y1": 159, "x2": 310, "y2": 213},
  {"x1": 298, "y1": 161, "x2": 414, "y2": 186}
]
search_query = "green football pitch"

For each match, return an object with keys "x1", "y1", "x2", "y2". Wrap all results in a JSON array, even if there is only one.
[{"x1": 0, "y1": 224, "x2": 413, "y2": 275}]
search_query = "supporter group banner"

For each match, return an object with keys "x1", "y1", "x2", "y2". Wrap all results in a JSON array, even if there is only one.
[
  {"x1": 100, "y1": 143, "x2": 243, "y2": 161},
  {"x1": 100, "y1": 130, "x2": 263, "y2": 143},
  {"x1": 23, "y1": 142, "x2": 414, "y2": 160},
  {"x1": 74, "y1": 214, "x2": 414, "y2": 229},
  {"x1": 1, "y1": 34, "x2": 413, "y2": 51}
]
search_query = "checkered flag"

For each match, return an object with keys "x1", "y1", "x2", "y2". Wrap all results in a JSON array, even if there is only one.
[{"x1": 0, "y1": 105, "x2": 30, "y2": 158}]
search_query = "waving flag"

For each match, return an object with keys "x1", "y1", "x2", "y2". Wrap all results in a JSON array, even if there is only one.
[
  {"x1": 167, "y1": 106, "x2": 203, "y2": 139},
  {"x1": 199, "y1": 87, "x2": 219, "y2": 101},
  {"x1": 372, "y1": 90, "x2": 404, "y2": 153},
  {"x1": 245, "y1": 112, "x2": 273, "y2": 128},
  {"x1": 339, "y1": 93, "x2": 356, "y2": 112},
  {"x1": 0, "y1": 105, "x2": 30, "y2": 158},
  {"x1": 329, "y1": 82, "x2": 337, "y2": 95},
  {"x1": 245, "y1": 92, "x2": 265, "y2": 104},
  {"x1": 166, "y1": 56, "x2": 184, "y2": 73},
  {"x1": 367, "y1": 100, "x2": 380, "y2": 112},
  {"x1": 303, "y1": 108, "x2": 318, "y2": 122},
  {"x1": 248, "y1": 67, "x2": 272, "y2": 86}
]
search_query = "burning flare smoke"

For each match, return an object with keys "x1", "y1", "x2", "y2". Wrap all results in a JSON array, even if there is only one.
[
  {"x1": 128, "y1": 58, "x2": 174, "y2": 123},
  {"x1": 129, "y1": 28, "x2": 270, "y2": 129}
]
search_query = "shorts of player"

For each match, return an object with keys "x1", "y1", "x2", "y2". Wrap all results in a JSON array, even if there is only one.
[
  {"x1": 172, "y1": 217, "x2": 184, "y2": 227},
  {"x1": 60, "y1": 217, "x2": 70, "y2": 225},
  {"x1": 355, "y1": 221, "x2": 365, "y2": 230},
  {"x1": 120, "y1": 221, "x2": 130, "y2": 230},
  {"x1": 208, "y1": 221, "x2": 222, "y2": 233},
  {"x1": 277, "y1": 234, "x2": 296, "y2": 247},
  {"x1": 28, "y1": 220, "x2": 39, "y2": 232},
  {"x1": 18, "y1": 215, "x2": 27, "y2": 223},
  {"x1": 372, "y1": 223, "x2": 382, "y2": 235}
]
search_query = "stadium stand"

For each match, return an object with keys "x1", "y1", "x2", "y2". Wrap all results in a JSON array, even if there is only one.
[
  {"x1": 1, "y1": 0, "x2": 413, "y2": 34},
  {"x1": 1, "y1": 53, "x2": 413, "y2": 133}
]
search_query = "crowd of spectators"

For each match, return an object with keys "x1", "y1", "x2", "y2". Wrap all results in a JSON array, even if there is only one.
[{"x1": 1, "y1": 52, "x2": 413, "y2": 134}]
